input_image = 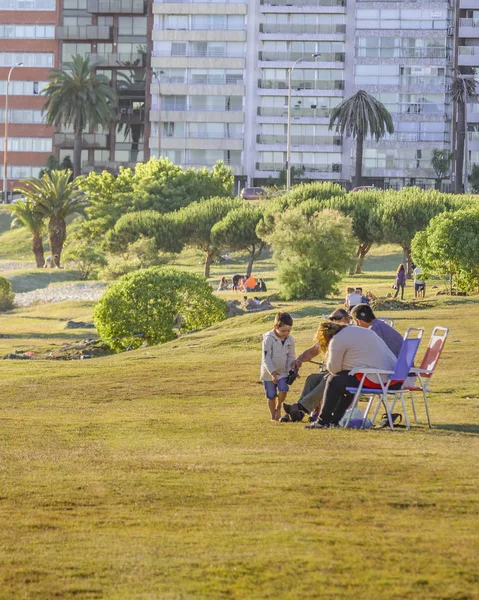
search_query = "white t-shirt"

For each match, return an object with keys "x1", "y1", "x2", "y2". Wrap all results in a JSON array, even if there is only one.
[
  {"x1": 413, "y1": 267, "x2": 424, "y2": 284},
  {"x1": 346, "y1": 292, "x2": 362, "y2": 308}
]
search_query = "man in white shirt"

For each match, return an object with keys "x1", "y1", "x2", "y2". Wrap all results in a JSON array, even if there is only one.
[{"x1": 412, "y1": 264, "x2": 426, "y2": 298}]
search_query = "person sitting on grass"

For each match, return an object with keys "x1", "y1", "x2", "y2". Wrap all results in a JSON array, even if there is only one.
[
  {"x1": 350, "y1": 303, "x2": 403, "y2": 357},
  {"x1": 355, "y1": 287, "x2": 370, "y2": 305},
  {"x1": 261, "y1": 312, "x2": 295, "y2": 421},
  {"x1": 345, "y1": 287, "x2": 362, "y2": 311},
  {"x1": 217, "y1": 276, "x2": 230, "y2": 291}
]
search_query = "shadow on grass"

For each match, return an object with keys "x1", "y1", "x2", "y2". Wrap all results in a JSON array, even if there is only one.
[
  {"x1": 9, "y1": 270, "x2": 81, "y2": 293},
  {"x1": 8, "y1": 332, "x2": 98, "y2": 340},
  {"x1": 434, "y1": 424, "x2": 479, "y2": 435}
]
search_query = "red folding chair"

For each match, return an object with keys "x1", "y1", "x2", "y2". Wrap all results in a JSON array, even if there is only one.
[{"x1": 394, "y1": 326, "x2": 449, "y2": 428}]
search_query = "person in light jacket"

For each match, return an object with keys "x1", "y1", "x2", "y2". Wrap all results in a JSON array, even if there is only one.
[{"x1": 261, "y1": 312, "x2": 295, "y2": 421}]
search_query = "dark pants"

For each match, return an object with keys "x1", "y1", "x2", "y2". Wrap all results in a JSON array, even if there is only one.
[
  {"x1": 393, "y1": 284, "x2": 405, "y2": 300},
  {"x1": 318, "y1": 370, "x2": 359, "y2": 425}
]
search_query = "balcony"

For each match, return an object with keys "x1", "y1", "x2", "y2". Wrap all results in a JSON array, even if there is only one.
[
  {"x1": 382, "y1": 132, "x2": 450, "y2": 143},
  {"x1": 356, "y1": 47, "x2": 449, "y2": 60},
  {"x1": 399, "y1": 76, "x2": 448, "y2": 88},
  {"x1": 257, "y1": 106, "x2": 330, "y2": 118},
  {"x1": 161, "y1": 103, "x2": 243, "y2": 112},
  {"x1": 458, "y1": 47, "x2": 479, "y2": 67},
  {"x1": 259, "y1": 79, "x2": 344, "y2": 90},
  {"x1": 158, "y1": 0, "x2": 247, "y2": 3},
  {"x1": 56, "y1": 25, "x2": 112, "y2": 40},
  {"x1": 459, "y1": 19, "x2": 479, "y2": 39},
  {"x1": 362, "y1": 159, "x2": 436, "y2": 177},
  {"x1": 90, "y1": 53, "x2": 146, "y2": 67},
  {"x1": 260, "y1": 23, "x2": 346, "y2": 34},
  {"x1": 153, "y1": 50, "x2": 245, "y2": 59},
  {"x1": 54, "y1": 133, "x2": 109, "y2": 149},
  {"x1": 259, "y1": 51, "x2": 345, "y2": 63},
  {"x1": 460, "y1": 0, "x2": 479, "y2": 8},
  {"x1": 261, "y1": 0, "x2": 346, "y2": 7},
  {"x1": 158, "y1": 75, "x2": 244, "y2": 85},
  {"x1": 87, "y1": 0, "x2": 146, "y2": 13},
  {"x1": 116, "y1": 107, "x2": 145, "y2": 121},
  {"x1": 257, "y1": 162, "x2": 341, "y2": 173},
  {"x1": 257, "y1": 134, "x2": 341, "y2": 145}
]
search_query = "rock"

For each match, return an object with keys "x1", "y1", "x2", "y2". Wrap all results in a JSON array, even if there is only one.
[
  {"x1": 4, "y1": 353, "x2": 31, "y2": 360},
  {"x1": 226, "y1": 301, "x2": 245, "y2": 318},
  {"x1": 65, "y1": 321, "x2": 95, "y2": 329}
]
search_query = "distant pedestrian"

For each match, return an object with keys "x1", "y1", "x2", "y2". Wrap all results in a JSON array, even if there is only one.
[
  {"x1": 412, "y1": 264, "x2": 426, "y2": 298},
  {"x1": 393, "y1": 264, "x2": 406, "y2": 300}
]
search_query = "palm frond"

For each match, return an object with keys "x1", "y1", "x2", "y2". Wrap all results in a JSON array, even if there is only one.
[{"x1": 329, "y1": 90, "x2": 394, "y2": 141}]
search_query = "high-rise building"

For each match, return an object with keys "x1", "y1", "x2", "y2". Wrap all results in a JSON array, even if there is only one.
[
  {"x1": 457, "y1": 0, "x2": 479, "y2": 191},
  {"x1": 149, "y1": 0, "x2": 466, "y2": 190},
  {"x1": 0, "y1": 0, "x2": 58, "y2": 199}
]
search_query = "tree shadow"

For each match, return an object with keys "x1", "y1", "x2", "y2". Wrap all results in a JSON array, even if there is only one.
[
  {"x1": 9, "y1": 270, "x2": 81, "y2": 293},
  {"x1": 433, "y1": 424, "x2": 479, "y2": 435}
]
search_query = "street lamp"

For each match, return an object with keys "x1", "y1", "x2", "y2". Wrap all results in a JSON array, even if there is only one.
[
  {"x1": 3, "y1": 62, "x2": 23, "y2": 204},
  {"x1": 152, "y1": 70, "x2": 164, "y2": 159},
  {"x1": 286, "y1": 53, "x2": 320, "y2": 191}
]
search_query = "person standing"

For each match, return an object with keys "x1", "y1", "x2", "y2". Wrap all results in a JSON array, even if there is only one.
[
  {"x1": 261, "y1": 312, "x2": 296, "y2": 421},
  {"x1": 393, "y1": 264, "x2": 406, "y2": 300}
]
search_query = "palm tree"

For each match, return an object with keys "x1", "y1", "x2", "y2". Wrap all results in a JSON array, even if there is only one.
[
  {"x1": 41, "y1": 55, "x2": 117, "y2": 178},
  {"x1": 329, "y1": 90, "x2": 394, "y2": 188},
  {"x1": 451, "y1": 72, "x2": 476, "y2": 194},
  {"x1": 15, "y1": 170, "x2": 87, "y2": 265},
  {"x1": 9, "y1": 200, "x2": 46, "y2": 268}
]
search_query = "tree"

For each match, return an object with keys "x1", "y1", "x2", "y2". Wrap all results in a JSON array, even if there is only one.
[
  {"x1": 469, "y1": 163, "x2": 479, "y2": 194},
  {"x1": 412, "y1": 208, "x2": 479, "y2": 294},
  {"x1": 211, "y1": 205, "x2": 266, "y2": 277},
  {"x1": 380, "y1": 188, "x2": 455, "y2": 276},
  {"x1": 9, "y1": 199, "x2": 46, "y2": 267},
  {"x1": 93, "y1": 267, "x2": 227, "y2": 351},
  {"x1": 329, "y1": 90, "x2": 394, "y2": 188},
  {"x1": 105, "y1": 210, "x2": 182, "y2": 255},
  {"x1": 39, "y1": 154, "x2": 74, "y2": 179},
  {"x1": 42, "y1": 54, "x2": 117, "y2": 178},
  {"x1": 431, "y1": 149, "x2": 453, "y2": 191},
  {"x1": 0, "y1": 277, "x2": 14, "y2": 312},
  {"x1": 262, "y1": 207, "x2": 356, "y2": 300},
  {"x1": 176, "y1": 197, "x2": 242, "y2": 277},
  {"x1": 451, "y1": 72, "x2": 476, "y2": 194},
  {"x1": 15, "y1": 170, "x2": 87, "y2": 264},
  {"x1": 326, "y1": 190, "x2": 385, "y2": 273}
]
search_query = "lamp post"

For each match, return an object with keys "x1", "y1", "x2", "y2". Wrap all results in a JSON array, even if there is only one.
[
  {"x1": 3, "y1": 62, "x2": 23, "y2": 204},
  {"x1": 286, "y1": 53, "x2": 320, "y2": 191}
]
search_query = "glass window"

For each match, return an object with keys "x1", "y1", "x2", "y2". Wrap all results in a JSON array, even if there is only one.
[{"x1": 0, "y1": 0, "x2": 55, "y2": 9}]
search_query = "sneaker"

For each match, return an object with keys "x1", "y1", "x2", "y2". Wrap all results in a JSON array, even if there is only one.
[
  {"x1": 279, "y1": 414, "x2": 291, "y2": 423},
  {"x1": 283, "y1": 403, "x2": 305, "y2": 422},
  {"x1": 304, "y1": 421, "x2": 333, "y2": 429}
]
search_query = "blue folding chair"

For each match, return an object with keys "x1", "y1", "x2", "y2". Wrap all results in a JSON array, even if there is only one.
[{"x1": 344, "y1": 328, "x2": 424, "y2": 430}]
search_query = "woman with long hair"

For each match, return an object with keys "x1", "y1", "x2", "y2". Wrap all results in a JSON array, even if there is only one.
[{"x1": 393, "y1": 263, "x2": 406, "y2": 300}]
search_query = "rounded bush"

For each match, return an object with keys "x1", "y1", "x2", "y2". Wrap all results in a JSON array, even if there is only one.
[
  {"x1": 93, "y1": 267, "x2": 227, "y2": 351},
  {"x1": 0, "y1": 277, "x2": 14, "y2": 312}
]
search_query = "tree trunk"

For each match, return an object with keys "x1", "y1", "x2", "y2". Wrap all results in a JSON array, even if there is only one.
[
  {"x1": 354, "y1": 242, "x2": 372, "y2": 274},
  {"x1": 354, "y1": 132, "x2": 364, "y2": 188},
  {"x1": 246, "y1": 246, "x2": 255, "y2": 278},
  {"x1": 48, "y1": 215, "x2": 67, "y2": 266},
  {"x1": 73, "y1": 129, "x2": 82, "y2": 179},
  {"x1": 435, "y1": 178, "x2": 442, "y2": 191},
  {"x1": 204, "y1": 250, "x2": 215, "y2": 278},
  {"x1": 32, "y1": 233, "x2": 45, "y2": 268},
  {"x1": 404, "y1": 246, "x2": 412, "y2": 278},
  {"x1": 455, "y1": 101, "x2": 465, "y2": 194}
]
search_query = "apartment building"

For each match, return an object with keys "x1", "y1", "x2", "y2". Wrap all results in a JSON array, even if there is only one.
[
  {"x1": 0, "y1": 0, "x2": 59, "y2": 199},
  {"x1": 150, "y1": 0, "x2": 462, "y2": 190},
  {"x1": 457, "y1": 0, "x2": 479, "y2": 186},
  {"x1": 56, "y1": 0, "x2": 151, "y2": 173}
]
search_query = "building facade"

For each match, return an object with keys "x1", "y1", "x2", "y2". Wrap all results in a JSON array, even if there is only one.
[
  {"x1": 1, "y1": 0, "x2": 478, "y2": 193},
  {"x1": 0, "y1": 0, "x2": 59, "y2": 199}
]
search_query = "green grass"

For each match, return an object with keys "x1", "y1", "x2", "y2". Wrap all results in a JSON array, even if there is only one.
[{"x1": 0, "y1": 247, "x2": 477, "y2": 599}]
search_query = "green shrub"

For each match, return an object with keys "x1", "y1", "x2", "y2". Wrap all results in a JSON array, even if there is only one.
[
  {"x1": 101, "y1": 237, "x2": 171, "y2": 280},
  {"x1": 93, "y1": 267, "x2": 227, "y2": 351},
  {"x1": 63, "y1": 240, "x2": 107, "y2": 280},
  {"x1": 0, "y1": 277, "x2": 15, "y2": 311}
]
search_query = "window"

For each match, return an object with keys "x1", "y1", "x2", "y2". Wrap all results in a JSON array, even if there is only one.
[
  {"x1": 0, "y1": 80, "x2": 48, "y2": 95},
  {"x1": 0, "y1": 24, "x2": 54, "y2": 38},
  {"x1": 0, "y1": 0, "x2": 55, "y2": 9},
  {"x1": 118, "y1": 16, "x2": 147, "y2": 35},
  {"x1": 0, "y1": 53, "x2": 54, "y2": 67},
  {"x1": 191, "y1": 15, "x2": 244, "y2": 30},
  {"x1": 164, "y1": 15, "x2": 188, "y2": 30},
  {"x1": 0, "y1": 109, "x2": 44, "y2": 123},
  {"x1": 0, "y1": 138, "x2": 52, "y2": 152},
  {"x1": 62, "y1": 44, "x2": 91, "y2": 62},
  {"x1": 0, "y1": 166, "x2": 43, "y2": 179}
]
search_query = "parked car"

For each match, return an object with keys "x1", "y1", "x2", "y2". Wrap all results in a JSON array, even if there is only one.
[
  {"x1": 352, "y1": 186, "x2": 375, "y2": 192},
  {"x1": 240, "y1": 187, "x2": 267, "y2": 200}
]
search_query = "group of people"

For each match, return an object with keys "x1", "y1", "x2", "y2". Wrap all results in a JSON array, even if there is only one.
[
  {"x1": 218, "y1": 276, "x2": 267, "y2": 293},
  {"x1": 344, "y1": 287, "x2": 372, "y2": 310},
  {"x1": 392, "y1": 264, "x2": 426, "y2": 300},
  {"x1": 260, "y1": 303, "x2": 404, "y2": 427}
]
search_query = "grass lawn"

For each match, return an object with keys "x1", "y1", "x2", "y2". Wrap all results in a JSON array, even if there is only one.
[{"x1": 0, "y1": 248, "x2": 478, "y2": 599}]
